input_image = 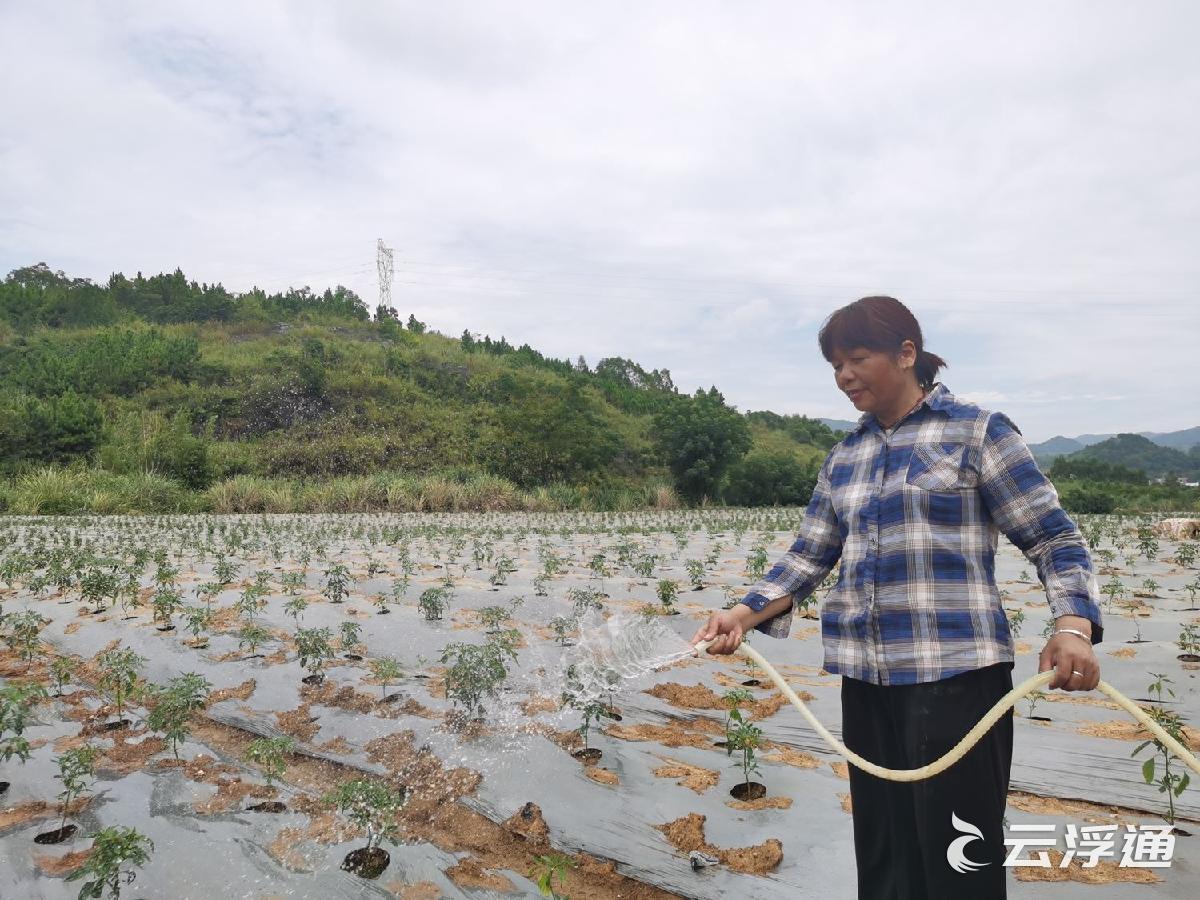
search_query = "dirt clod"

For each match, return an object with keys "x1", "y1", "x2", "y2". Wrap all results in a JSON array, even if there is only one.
[{"x1": 655, "y1": 812, "x2": 783, "y2": 874}]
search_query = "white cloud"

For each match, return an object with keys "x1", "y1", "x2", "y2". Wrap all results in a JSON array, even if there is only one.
[{"x1": 1, "y1": 0, "x2": 1197, "y2": 443}]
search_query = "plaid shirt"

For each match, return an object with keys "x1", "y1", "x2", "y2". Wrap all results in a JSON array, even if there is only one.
[{"x1": 741, "y1": 382, "x2": 1104, "y2": 686}]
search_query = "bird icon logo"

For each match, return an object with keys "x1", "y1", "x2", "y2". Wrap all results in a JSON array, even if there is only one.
[{"x1": 946, "y1": 812, "x2": 991, "y2": 873}]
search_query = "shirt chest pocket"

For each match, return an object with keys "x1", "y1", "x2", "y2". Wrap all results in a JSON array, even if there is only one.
[{"x1": 905, "y1": 442, "x2": 978, "y2": 492}]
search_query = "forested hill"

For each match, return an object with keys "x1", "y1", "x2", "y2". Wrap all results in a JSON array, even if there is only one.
[
  {"x1": 1068, "y1": 434, "x2": 1200, "y2": 481},
  {"x1": 0, "y1": 263, "x2": 840, "y2": 512}
]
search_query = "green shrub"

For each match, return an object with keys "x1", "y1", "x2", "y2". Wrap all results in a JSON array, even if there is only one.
[
  {"x1": 1058, "y1": 483, "x2": 1117, "y2": 515},
  {"x1": 0, "y1": 389, "x2": 104, "y2": 470},
  {"x1": 722, "y1": 449, "x2": 818, "y2": 507}
]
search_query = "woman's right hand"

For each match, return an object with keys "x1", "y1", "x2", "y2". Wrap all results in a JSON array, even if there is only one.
[{"x1": 691, "y1": 606, "x2": 751, "y2": 655}]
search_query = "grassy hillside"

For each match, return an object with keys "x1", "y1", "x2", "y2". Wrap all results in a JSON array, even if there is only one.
[{"x1": 0, "y1": 263, "x2": 836, "y2": 513}]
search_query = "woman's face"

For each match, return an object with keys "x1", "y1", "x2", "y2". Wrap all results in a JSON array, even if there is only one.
[{"x1": 829, "y1": 343, "x2": 915, "y2": 415}]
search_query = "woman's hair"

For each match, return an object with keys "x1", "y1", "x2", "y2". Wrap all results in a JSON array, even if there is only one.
[{"x1": 818, "y1": 296, "x2": 948, "y2": 390}]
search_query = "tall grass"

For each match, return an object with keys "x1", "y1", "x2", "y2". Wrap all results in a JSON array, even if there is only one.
[{"x1": 3, "y1": 466, "x2": 197, "y2": 515}]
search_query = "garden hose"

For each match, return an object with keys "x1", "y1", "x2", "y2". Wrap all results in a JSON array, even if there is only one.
[{"x1": 692, "y1": 638, "x2": 1200, "y2": 782}]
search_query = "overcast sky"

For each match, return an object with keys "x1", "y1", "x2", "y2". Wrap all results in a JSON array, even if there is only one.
[{"x1": 2, "y1": 1, "x2": 1197, "y2": 443}]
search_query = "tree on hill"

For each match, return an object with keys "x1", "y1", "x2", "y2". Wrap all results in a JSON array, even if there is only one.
[
  {"x1": 722, "y1": 449, "x2": 819, "y2": 507},
  {"x1": 1049, "y1": 456, "x2": 1147, "y2": 485},
  {"x1": 654, "y1": 387, "x2": 751, "y2": 503}
]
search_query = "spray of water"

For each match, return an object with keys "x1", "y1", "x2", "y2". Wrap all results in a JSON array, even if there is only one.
[{"x1": 551, "y1": 610, "x2": 696, "y2": 704}]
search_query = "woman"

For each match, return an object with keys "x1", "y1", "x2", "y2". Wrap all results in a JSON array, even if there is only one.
[{"x1": 692, "y1": 296, "x2": 1103, "y2": 900}]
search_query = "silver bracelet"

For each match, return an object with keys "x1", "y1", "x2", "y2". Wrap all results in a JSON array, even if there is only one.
[{"x1": 1053, "y1": 627, "x2": 1092, "y2": 644}]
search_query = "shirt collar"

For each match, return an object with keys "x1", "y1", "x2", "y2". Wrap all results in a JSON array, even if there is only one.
[{"x1": 851, "y1": 382, "x2": 951, "y2": 437}]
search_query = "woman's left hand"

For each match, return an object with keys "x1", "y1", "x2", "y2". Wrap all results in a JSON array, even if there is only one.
[{"x1": 1038, "y1": 623, "x2": 1100, "y2": 691}]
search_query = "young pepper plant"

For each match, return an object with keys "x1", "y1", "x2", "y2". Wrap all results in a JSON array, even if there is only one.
[
  {"x1": 0, "y1": 681, "x2": 49, "y2": 762},
  {"x1": 66, "y1": 825, "x2": 154, "y2": 900},
  {"x1": 244, "y1": 736, "x2": 295, "y2": 787},
  {"x1": 322, "y1": 778, "x2": 406, "y2": 854},
  {"x1": 54, "y1": 744, "x2": 100, "y2": 835},
  {"x1": 1132, "y1": 673, "x2": 1192, "y2": 825},
  {"x1": 146, "y1": 673, "x2": 212, "y2": 759},
  {"x1": 96, "y1": 648, "x2": 146, "y2": 723},
  {"x1": 295, "y1": 626, "x2": 335, "y2": 682}
]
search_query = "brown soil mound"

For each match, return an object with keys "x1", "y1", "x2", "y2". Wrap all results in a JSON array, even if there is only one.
[
  {"x1": 1041, "y1": 693, "x2": 1122, "y2": 710},
  {"x1": 521, "y1": 695, "x2": 561, "y2": 715},
  {"x1": 275, "y1": 704, "x2": 321, "y2": 742},
  {"x1": 501, "y1": 801, "x2": 550, "y2": 846},
  {"x1": 33, "y1": 848, "x2": 93, "y2": 878},
  {"x1": 194, "y1": 779, "x2": 277, "y2": 815},
  {"x1": 1013, "y1": 850, "x2": 1160, "y2": 883},
  {"x1": 0, "y1": 800, "x2": 51, "y2": 832},
  {"x1": 652, "y1": 756, "x2": 719, "y2": 794},
  {"x1": 839, "y1": 793, "x2": 853, "y2": 813},
  {"x1": 383, "y1": 881, "x2": 441, "y2": 900},
  {"x1": 726, "y1": 796, "x2": 793, "y2": 810},
  {"x1": 301, "y1": 679, "x2": 380, "y2": 714},
  {"x1": 1109, "y1": 647, "x2": 1137, "y2": 659},
  {"x1": 208, "y1": 679, "x2": 257, "y2": 705},
  {"x1": 446, "y1": 856, "x2": 515, "y2": 892},
  {"x1": 98, "y1": 735, "x2": 167, "y2": 776},
  {"x1": 760, "y1": 744, "x2": 820, "y2": 769},
  {"x1": 1006, "y1": 791, "x2": 1153, "y2": 826},
  {"x1": 604, "y1": 716, "x2": 722, "y2": 749},
  {"x1": 655, "y1": 812, "x2": 783, "y2": 874},
  {"x1": 1076, "y1": 720, "x2": 1200, "y2": 750},
  {"x1": 643, "y1": 682, "x2": 795, "y2": 719},
  {"x1": 316, "y1": 736, "x2": 354, "y2": 755},
  {"x1": 585, "y1": 767, "x2": 619, "y2": 786},
  {"x1": 397, "y1": 697, "x2": 439, "y2": 718},
  {"x1": 829, "y1": 761, "x2": 850, "y2": 780},
  {"x1": 52, "y1": 733, "x2": 94, "y2": 753}
]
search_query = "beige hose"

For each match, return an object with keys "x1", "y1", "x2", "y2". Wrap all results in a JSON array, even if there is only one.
[{"x1": 693, "y1": 638, "x2": 1200, "y2": 782}]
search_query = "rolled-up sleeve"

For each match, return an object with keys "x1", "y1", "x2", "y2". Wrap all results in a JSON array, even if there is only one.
[
  {"x1": 740, "y1": 451, "x2": 843, "y2": 638},
  {"x1": 978, "y1": 411, "x2": 1104, "y2": 643}
]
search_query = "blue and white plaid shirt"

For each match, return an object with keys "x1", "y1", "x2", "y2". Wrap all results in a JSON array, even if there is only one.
[{"x1": 741, "y1": 382, "x2": 1104, "y2": 686}]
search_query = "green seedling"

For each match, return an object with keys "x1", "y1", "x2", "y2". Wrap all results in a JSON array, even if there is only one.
[
  {"x1": 441, "y1": 638, "x2": 518, "y2": 722},
  {"x1": 146, "y1": 673, "x2": 211, "y2": 758},
  {"x1": 340, "y1": 620, "x2": 363, "y2": 655},
  {"x1": 656, "y1": 579, "x2": 679, "y2": 613},
  {"x1": 54, "y1": 744, "x2": 99, "y2": 835},
  {"x1": 295, "y1": 626, "x2": 334, "y2": 681},
  {"x1": 237, "y1": 622, "x2": 271, "y2": 657},
  {"x1": 322, "y1": 563, "x2": 352, "y2": 604},
  {"x1": 1132, "y1": 673, "x2": 1191, "y2": 825},
  {"x1": 96, "y1": 649, "x2": 145, "y2": 722},
  {"x1": 51, "y1": 655, "x2": 77, "y2": 697},
  {"x1": 323, "y1": 778, "x2": 405, "y2": 859},
  {"x1": 530, "y1": 852, "x2": 575, "y2": 899},
  {"x1": 66, "y1": 825, "x2": 153, "y2": 900},
  {"x1": 418, "y1": 587, "x2": 448, "y2": 621},
  {"x1": 283, "y1": 595, "x2": 309, "y2": 624},
  {"x1": 370, "y1": 657, "x2": 403, "y2": 699},
  {"x1": 244, "y1": 736, "x2": 295, "y2": 787},
  {"x1": 0, "y1": 681, "x2": 49, "y2": 762}
]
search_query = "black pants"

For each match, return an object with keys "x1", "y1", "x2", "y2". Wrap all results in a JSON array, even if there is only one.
[{"x1": 842, "y1": 663, "x2": 1014, "y2": 900}]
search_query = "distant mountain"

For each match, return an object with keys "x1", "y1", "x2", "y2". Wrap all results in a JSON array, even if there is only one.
[
  {"x1": 1030, "y1": 436, "x2": 1086, "y2": 458},
  {"x1": 1029, "y1": 425, "x2": 1199, "y2": 462},
  {"x1": 1141, "y1": 425, "x2": 1200, "y2": 452},
  {"x1": 818, "y1": 417, "x2": 859, "y2": 434}
]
